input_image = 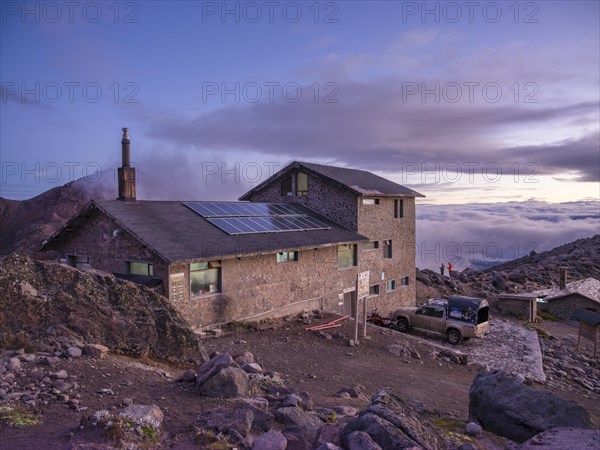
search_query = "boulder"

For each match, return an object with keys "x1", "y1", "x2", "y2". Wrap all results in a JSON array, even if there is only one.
[
  {"x1": 242, "y1": 363, "x2": 262, "y2": 374},
  {"x1": 469, "y1": 370, "x2": 592, "y2": 443},
  {"x1": 198, "y1": 367, "x2": 249, "y2": 398},
  {"x1": 83, "y1": 344, "x2": 109, "y2": 359},
  {"x1": 7, "y1": 358, "x2": 21, "y2": 371},
  {"x1": 63, "y1": 346, "x2": 82, "y2": 358},
  {"x1": 235, "y1": 351, "x2": 255, "y2": 365},
  {"x1": 341, "y1": 389, "x2": 447, "y2": 450},
  {"x1": 251, "y1": 430, "x2": 287, "y2": 450},
  {"x1": 275, "y1": 406, "x2": 323, "y2": 428},
  {"x1": 197, "y1": 352, "x2": 236, "y2": 386},
  {"x1": 519, "y1": 427, "x2": 600, "y2": 449},
  {"x1": 122, "y1": 404, "x2": 164, "y2": 427},
  {"x1": 197, "y1": 408, "x2": 254, "y2": 437},
  {"x1": 345, "y1": 431, "x2": 383, "y2": 450},
  {"x1": 465, "y1": 422, "x2": 482, "y2": 436}
]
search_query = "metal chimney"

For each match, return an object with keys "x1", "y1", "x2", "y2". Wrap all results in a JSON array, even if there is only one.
[{"x1": 117, "y1": 128, "x2": 136, "y2": 202}]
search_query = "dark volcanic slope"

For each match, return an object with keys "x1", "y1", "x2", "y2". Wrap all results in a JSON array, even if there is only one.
[{"x1": 0, "y1": 180, "x2": 111, "y2": 258}]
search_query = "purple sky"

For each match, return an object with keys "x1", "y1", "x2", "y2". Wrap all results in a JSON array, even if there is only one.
[{"x1": 1, "y1": 1, "x2": 599, "y2": 266}]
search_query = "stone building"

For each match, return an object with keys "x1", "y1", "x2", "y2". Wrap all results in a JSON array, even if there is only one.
[
  {"x1": 534, "y1": 275, "x2": 600, "y2": 320},
  {"x1": 42, "y1": 129, "x2": 424, "y2": 328}
]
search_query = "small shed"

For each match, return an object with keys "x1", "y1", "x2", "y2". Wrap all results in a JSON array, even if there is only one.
[
  {"x1": 573, "y1": 309, "x2": 600, "y2": 358},
  {"x1": 498, "y1": 293, "x2": 537, "y2": 322}
]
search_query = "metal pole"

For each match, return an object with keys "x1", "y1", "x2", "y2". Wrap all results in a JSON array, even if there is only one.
[{"x1": 363, "y1": 296, "x2": 368, "y2": 338}]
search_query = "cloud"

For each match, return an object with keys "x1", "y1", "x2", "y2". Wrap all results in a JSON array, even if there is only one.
[{"x1": 415, "y1": 200, "x2": 600, "y2": 271}]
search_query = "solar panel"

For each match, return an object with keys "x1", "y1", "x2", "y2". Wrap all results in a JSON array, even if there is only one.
[
  {"x1": 184, "y1": 201, "x2": 331, "y2": 235},
  {"x1": 183, "y1": 201, "x2": 306, "y2": 218}
]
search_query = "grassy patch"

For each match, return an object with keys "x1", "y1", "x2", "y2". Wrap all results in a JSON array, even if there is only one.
[
  {"x1": 0, "y1": 405, "x2": 40, "y2": 428},
  {"x1": 93, "y1": 409, "x2": 162, "y2": 447},
  {"x1": 538, "y1": 311, "x2": 560, "y2": 321},
  {"x1": 0, "y1": 334, "x2": 36, "y2": 353}
]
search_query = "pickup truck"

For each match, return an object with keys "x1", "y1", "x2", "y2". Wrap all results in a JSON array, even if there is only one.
[{"x1": 392, "y1": 295, "x2": 490, "y2": 344}]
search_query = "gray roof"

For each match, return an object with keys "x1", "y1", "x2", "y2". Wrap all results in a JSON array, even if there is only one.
[
  {"x1": 239, "y1": 161, "x2": 424, "y2": 200},
  {"x1": 533, "y1": 278, "x2": 600, "y2": 304},
  {"x1": 42, "y1": 200, "x2": 367, "y2": 263},
  {"x1": 572, "y1": 309, "x2": 600, "y2": 326}
]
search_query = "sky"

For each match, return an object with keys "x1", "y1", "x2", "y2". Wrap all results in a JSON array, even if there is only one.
[{"x1": 1, "y1": 0, "x2": 599, "y2": 268}]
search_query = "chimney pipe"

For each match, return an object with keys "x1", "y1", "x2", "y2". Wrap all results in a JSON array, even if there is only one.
[
  {"x1": 117, "y1": 127, "x2": 136, "y2": 202},
  {"x1": 559, "y1": 267, "x2": 567, "y2": 290},
  {"x1": 121, "y1": 127, "x2": 130, "y2": 167}
]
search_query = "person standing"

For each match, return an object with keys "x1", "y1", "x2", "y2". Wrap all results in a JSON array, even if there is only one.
[
  {"x1": 440, "y1": 264, "x2": 445, "y2": 276},
  {"x1": 448, "y1": 263, "x2": 453, "y2": 276}
]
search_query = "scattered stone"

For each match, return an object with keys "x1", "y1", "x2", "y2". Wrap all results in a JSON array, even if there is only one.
[
  {"x1": 83, "y1": 344, "x2": 109, "y2": 359},
  {"x1": 384, "y1": 344, "x2": 411, "y2": 358},
  {"x1": 252, "y1": 430, "x2": 287, "y2": 450},
  {"x1": 234, "y1": 351, "x2": 255, "y2": 365},
  {"x1": 345, "y1": 430, "x2": 383, "y2": 450},
  {"x1": 519, "y1": 427, "x2": 600, "y2": 449},
  {"x1": 197, "y1": 408, "x2": 254, "y2": 437},
  {"x1": 469, "y1": 370, "x2": 592, "y2": 443},
  {"x1": 122, "y1": 404, "x2": 164, "y2": 427},
  {"x1": 465, "y1": 422, "x2": 482, "y2": 436},
  {"x1": 96, "y1": 388, "x2": 115, "y2": 396},
  {"x1": 7, "y1": 358, "x2": 21, "y2": 371},
  {"x1": 274, "y1": 407, "x2": 323, "y2": 428},
  {"x1": 19, "y1": 354, "x2": 36, "y2": 363},
  {"x1": 63, "y1": 347, "x2": 82, "y2": 358},
  {"x1": 241, "y1": 363, "x2": 262, "y2": 374},
  {"x1": 122, "y1": 398, "x2": 134, "y2": 407},
  {"x1": 180, "y1": 369, "x2": 196, "y2": 383},
  {"x1": 197, "y1": 352, "x2": 236, "y2": 386},
  {"x1": 41, "y1": 356, "x2": 60, "y2": 366},
  {"x1": 51, "y1": 370, "x2": 68, "y2": 379},
  {"x1": 198, "y1": 367, "x2": 249, "y2": 398}
]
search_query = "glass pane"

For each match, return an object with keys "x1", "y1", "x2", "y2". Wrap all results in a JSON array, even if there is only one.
[
  {"x1": 296, "y1": 172, "x2": 308, "y2": 194},
  {"x1": 281, "y1": 176, "x2": 293, "y2": 196},
  {"x1": 190, "y1": 262, "x2": 208, "y2": 271},
  {"x1": 190, "y1": 268, "x2": 220, "y2": 295}
]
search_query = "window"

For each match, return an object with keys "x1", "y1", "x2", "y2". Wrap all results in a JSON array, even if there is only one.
[
  {"x1": 362, "y1": 198, "x2": 380, "y2": 205},
  {"x1": 126, "y1": 261, "x2": 153, "y2": 276},
  {"x1": 281, "y1": 176, "x2": 293, "y2": 196},
  {"x1": 337, "y1": 244, "x2": 357, "y2": 268},
  {"x1": 362, "y1": 241, "x2": 379, "y2": 251},
  {"x1": 401, "y1": 276, "x2": 410, "y2": 286},
  {"x1": 296, "y1": 172, "x2": 308, "y2": 196},
  {"x1": 190, "y1": 261, "x2": 221, "y2": 296},
  {"x1": 66, "y1": 254, "x2": 91, "y2": 270},
  {"x1": 386, "y1": 280, "x2": 396, "y2": 292},
  {"x1": 369, "y1": 284, "x2": 380, "y2": 295},
  {"x1": 383, "y1": 240, "x2": 392, "y2": 259},
  {"x1": 394, "y1": 199, "x2": 404, "y2": 218},
  {"x1": 277, "y1": 251, "x2": 299, "y2": 263}
]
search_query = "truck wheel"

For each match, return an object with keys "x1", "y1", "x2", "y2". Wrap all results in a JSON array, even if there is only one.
[
  {"x1": 396, "y1": 318, "x2": 409, "y2": 332},
  {"x1": 386, "y1": 322, "x2": 398, "y2": 331},
  {"x1": 446, "y1": 329, "x2": 462, "y2": 345}
]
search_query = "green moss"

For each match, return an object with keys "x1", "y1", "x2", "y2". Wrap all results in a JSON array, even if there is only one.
[
  {"x1": 538, "y1": 311, "x2": 560, "y2": 321},
  {"x1": 0, "y1": 406, "x2": 40, "y2": 428},
  {"x1": 326, "y1": 411, "x2": 337, "y2": 423}
]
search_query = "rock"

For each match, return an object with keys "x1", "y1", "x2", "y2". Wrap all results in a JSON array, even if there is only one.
[
  {"x1": 384, "y1": 344, "x2": 411, "y2": 358},
  {"x1": 282, "y1": 393, "x2": 302, "y2": 407},
  {"x1": 63, "y1": 347, "x2": 82, "y2": 358},
  {"x1": 341, "y1": 389, "x2": 448, "y2": 450},
  {"x1": 197, "y1": 352, "x2": 236, "y2": 386},
  {"x1": 252, "y1": 430, "x2": 287, "y2": 450},
  {"x1": 122, "y1": 398, "x2": 134, "y2": 407},
  {"x1": 198, "y1": 367, "x2": 249, "y2": 398},
  {"x1": 19, "y1": 354, "x2": 36, "y2": 363},
  {"x1": 345, "y1": 431, "x2": 383, "y2": 450},
  {"x1": 197, "y1": 408, "x2": 254, "y2": 437},
  {"x1": 334, "y1": 406, "x2": 358, "y2": 417},
  {"x1": 96, "y1": 388, "x2": 115, "y2": 395},
  {"x1": 519, "y1": 427, "x2": 600, "y2": 449},
  {"x1": 469, "y1": 370, "x2": 592, "y2": 443},
  {"x1": 235, "y1": 351, "x2": 254, "y2": 365},
  {"x1": 51, "y1": 370, "x2": 68, "y2": 379},
  {"x1": 283, "y1": 423, "x2": 322, "y2": 448},
  {"x1": 122, "y1": 404, "x2": 164, "y2": 427},
  {"x1": 465, "y1": 422, "x2": 482, "y2": 436},
  {"x1": 243, "y1": 404, "x2": 274, "y2": 433},
  {"x1": 241, "y1": 363, "x2": 262, "y2": 374},
  {"x1": 83, "y1": 344, "x2": 109, "y2": 359},
  {"x1": 42, "y1": 356, "x2": 60, "y2": 366},
  {"x1": 274, "y1": 407, "x2": 323, "y2": 428},
  {"x1": 315, "y1": 443, "x2": 343, "y2": 450},
  {"x1": 7, "y1": 358, "x2": 21, "y2": 371},
  {"x1": 180, "y1": 369, "x2": 196, "y2": 382}
]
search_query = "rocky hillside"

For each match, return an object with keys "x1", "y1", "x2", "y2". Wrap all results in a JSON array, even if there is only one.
[
  {"x1": 416, "y1": 234, "x2": 600, "y2": 303},
  {"x1": 0, "y1": 254, "x2": 206, "y2": 364},
  {"x1": 0, "y1": 178, "x2": 111, "y2": 258}
]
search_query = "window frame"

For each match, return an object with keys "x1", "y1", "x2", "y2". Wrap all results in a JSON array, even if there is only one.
[
  {"x1": 276, "y1": 251, "x2": 299, "y2": 263},
  {"x1": 383, "y1": 239, "x2": 393, "y2": 259},
  {"x1": 400, "y1": 276, "x2": 410, "y2": 287},
  {"x1": 126, "y1": 260, "x2": 153, "y2": 276},
  {"x1": 394, "y1": 199, "x2": 404, "y2": 218},
  {"x1": 190, "y1": 261, "x2": 221, "y2": 296},
  {"x1": 362, "y1": 240, "x2": 379, "y2": 251},
  {"x1": 280, "y1": 176, "x2": 293, "y2": 196},
  {"x1": 362, "y1": 198, "x2": 380, "y2": 205},
  {"x1": 386, "y1": 279, "x2": 396, "y2": 292},
  {"x1": 369, "y1": 284, "x2": 380, "y2": 296},
  {"x1": 295, "y1": 172, "x2": 308, "y2": 196},
  {"x1": 337, "y1": 244, "x2": 357, "y2": 269}
]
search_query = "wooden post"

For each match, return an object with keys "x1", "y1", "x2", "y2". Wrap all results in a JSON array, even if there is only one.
[
  {"x1": 353, "y1": 293, "x2": 359, "y2": 345},
  {"x1": 363, "y1": 296, "x2": 368, "y2": 338}
]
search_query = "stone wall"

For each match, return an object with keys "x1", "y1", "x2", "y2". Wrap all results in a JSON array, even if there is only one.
[
  {"x1": 247, "y1": 171, "x2": 358, "y2": 230},
  {"x1": 356, "y1": 197, "x2": 417, "y2": 315},
  {"x1": 47, "y1": 208, "x2": 169, "y2": 291},
  {"x1": 498, "y1": 296, "x2": 537, "y2": 321},
  {"x1": 169, "y1": 246, "x2": 360, "y2": 328},
  {"x1": 545, "y1": 294, "x2": 600, "y2": 320}
]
